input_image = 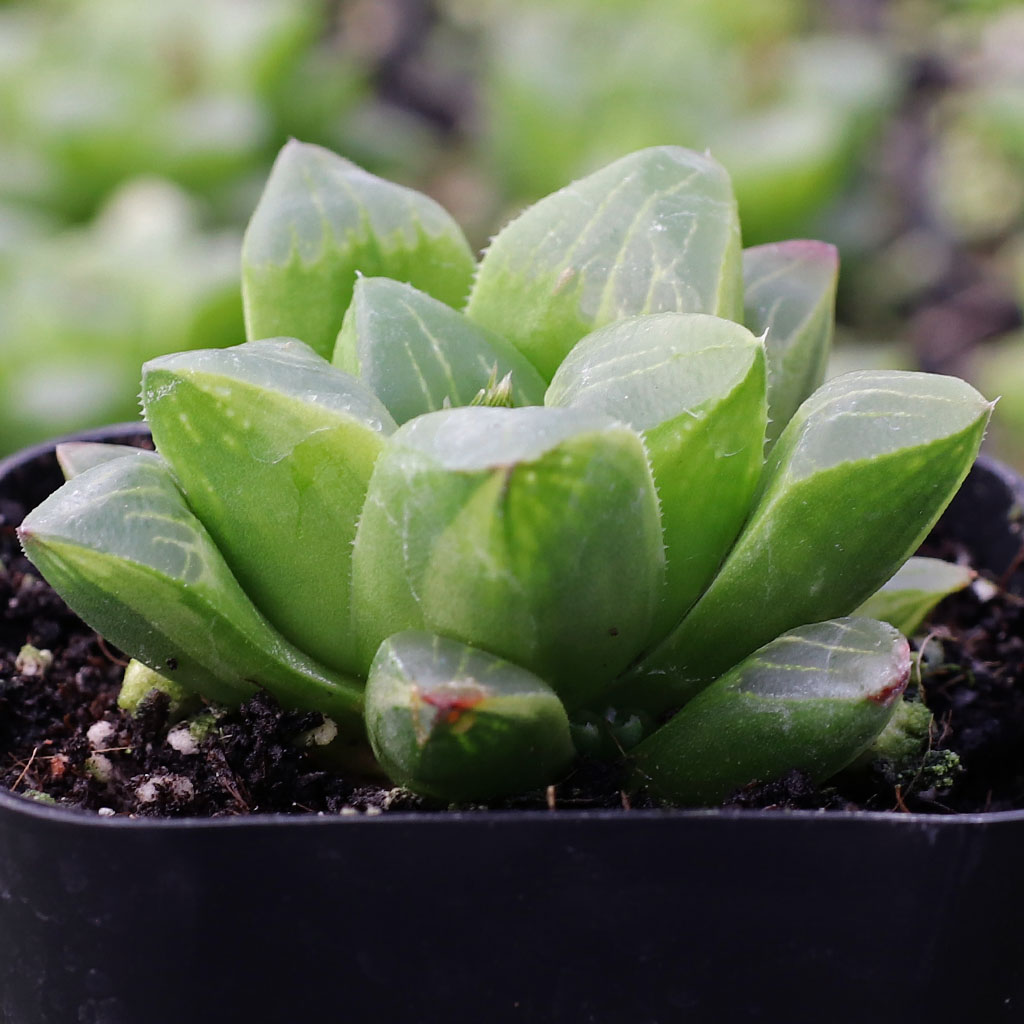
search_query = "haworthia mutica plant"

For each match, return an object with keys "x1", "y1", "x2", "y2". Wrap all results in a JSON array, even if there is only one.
[{"x1": 17, "y1": 139, "x2": 995, "y2": 807}]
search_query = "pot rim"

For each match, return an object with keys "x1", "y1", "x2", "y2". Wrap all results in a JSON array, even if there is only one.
[
  {"x1": 3, "y1": 423, "x2": 1023, "y2": 830},
  {"x1": 1, "y1": 782, "x2": 1023, "y2": 828}
]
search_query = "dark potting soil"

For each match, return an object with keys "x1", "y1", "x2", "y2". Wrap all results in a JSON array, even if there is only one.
[{"x1": 1, "y1": 441, "x2": 1022, "y2": 818}]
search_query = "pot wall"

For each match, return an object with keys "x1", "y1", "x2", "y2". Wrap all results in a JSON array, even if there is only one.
[{"x1": 0, "y1": 800, "x2": 1021, "y2": 1023}]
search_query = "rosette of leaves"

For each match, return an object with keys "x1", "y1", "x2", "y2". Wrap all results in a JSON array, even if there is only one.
[{"x1": 19, "y1": 141, "x2": 993, "y2": 806}]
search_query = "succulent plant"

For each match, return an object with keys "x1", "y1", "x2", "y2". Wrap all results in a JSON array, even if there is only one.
[{"x1": 19, "y1": 141, "x2": 992, "y2": 806}]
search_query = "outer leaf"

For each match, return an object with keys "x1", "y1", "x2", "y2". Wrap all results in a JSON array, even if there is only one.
[
  {"x1": 365, "y1": 630, "x2": 574, "y2": 802},
  {"x1": 853, "y1": 556, "x2": 974, "y2": 636},
  {"x1": 620, "y1": 370, "x2": 992, "y2": 711},
  {"x1": 143, "y1": 338, "x2": 396, "y2": 677},
  {"x1": 465, "y1": 146, "x2": 743, "y2": 381},
  {"x1": 241, "y1": 140, "x2": 476, "y2": 358},
  {"x1": 631, "y1": 618, "x2": 910, "y2": 806},
  {"x1": 334, "y1": 277, "x2": 546, "y2": 423},
  {"x1": 56, "y1": 442, "x2": 146, "y2": 480},
  {"x1": 546, "y1": 312, "x2": 766, "y2": 637},
  {"x1": 742, "y1": 240, "x2": 838, "y2": 448},
  {"x1": 351, "y1": 406, "x2": 665, "y2": 709},
  {"x1": 18, "y1": 453, "x2": 364, "y2": 735}
]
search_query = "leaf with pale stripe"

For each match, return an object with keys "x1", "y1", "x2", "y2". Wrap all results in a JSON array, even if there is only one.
[
  {"x1": 632, "y1": 617, "x2": 910, "y2": 806},
  {"x1": 546, "y1": 312, "x2": 766, "y2": 636},
  {"x1": 143, "y1": 338, "x2": 396, "y2": 677},
  {"x1": 617, "y1": 370, "x2": 992, "y2": 711},
  {"x1": 743, "y1": 240, "x2": 838, "y2": 449},
  {"x1": 351, "y1": 406, "x2": 665, "y2": 709},
  {"x1": 466, "y1": 146, "x2": 743, "y2": 381},
  {"x1": 242, "y1": 140, "x2": 476, "y2": 358},
  {"x1": 18, "y1": 453, "x2": 364, "y2": 734},
  {"x1": 365, "y1": 630, "x2": 574, "y2": 801},
  {"x1": 334, "y1": 277, "x2": 546, "y2": 423}
]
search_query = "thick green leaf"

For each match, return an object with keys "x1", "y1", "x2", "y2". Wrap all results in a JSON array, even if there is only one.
[
  {"x1": 465, "y1": 146, "x2": 743, "y2": 381},
  {"x1": 619, "y1": 370, "x2": 992, "y2": 711},
  {"x1": 854, "y1": 556, "x2": 974, "y2": 635},
  {"x1": 547, "y1": 312, "x2": 766, "y2": 637},
  {"x1": 143, "y1": 338, "x2": 396, "y2": 677},
  {"x1": 334, "y1": 277, "x2": 546, "y2": 423},
  {"x1": 56, "y1": 441, "x2": 146, "y2": 480},
  {"x1": 351, "y1": 406, "x2": 665, "y2": 709},
  {"x1": 241, "y1": 140, "x2": 476, "y2": 358},
  {"x1": 742, "y1": 240, "x2": 838, "y2": 448},
  {"x1": 632, "y1": 617, "x2": 910, "y2": 806},
  {"x1": 365, "y1": 630, "x2": 574, "y2": 802},
  {"x1": 18, "y1": 453, "x2": 364, "y2": 734}
]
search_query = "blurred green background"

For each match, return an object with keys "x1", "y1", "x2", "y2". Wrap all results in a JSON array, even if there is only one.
[{"x1": 2, "y1": 0, "x2": 1023, "y2": 463}]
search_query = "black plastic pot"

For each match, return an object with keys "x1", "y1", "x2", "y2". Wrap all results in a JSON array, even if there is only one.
[{"x1": 0, "y1": 427, "x2": 1022, "y2": 1024}]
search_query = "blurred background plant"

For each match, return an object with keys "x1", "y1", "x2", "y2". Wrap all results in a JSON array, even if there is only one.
[
  {"x1": 441, "y1": 0, "x2": 897, "y2": 246},
  {"x1": 1, "y1": 0, "x2": 1023, "y2": 463},
  {"x1": 0, "y1": 0, "x2": 360, "y2": 450}
]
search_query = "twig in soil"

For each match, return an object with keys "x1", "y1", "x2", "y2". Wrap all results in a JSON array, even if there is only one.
[
  {"x1": 10, "y1": 745, "x2": 41, "y2": 792},
  {"x1": 219, "y1": 777, "x2": 249, "y2": 811},
  {"x1": 216, "y1": 770, "x2": 250, "y2": 812}
]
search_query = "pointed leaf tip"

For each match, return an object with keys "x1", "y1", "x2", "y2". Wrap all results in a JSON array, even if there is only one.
[
  {"x1": 55, "y1": 442, "x2": 147, "y2": 481},
  {"x1": 242, "y1": 141, "x2": 475, "y2": 358},
  {"x1": 743, "y1": 239, "x2": 839, "y2": 448},
  {"x1": 854, "y1": 556, "x2": 975, "y2": 635},
  {"x1": 467, "y1": 146, "x2": 742, "y2": 380}
]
